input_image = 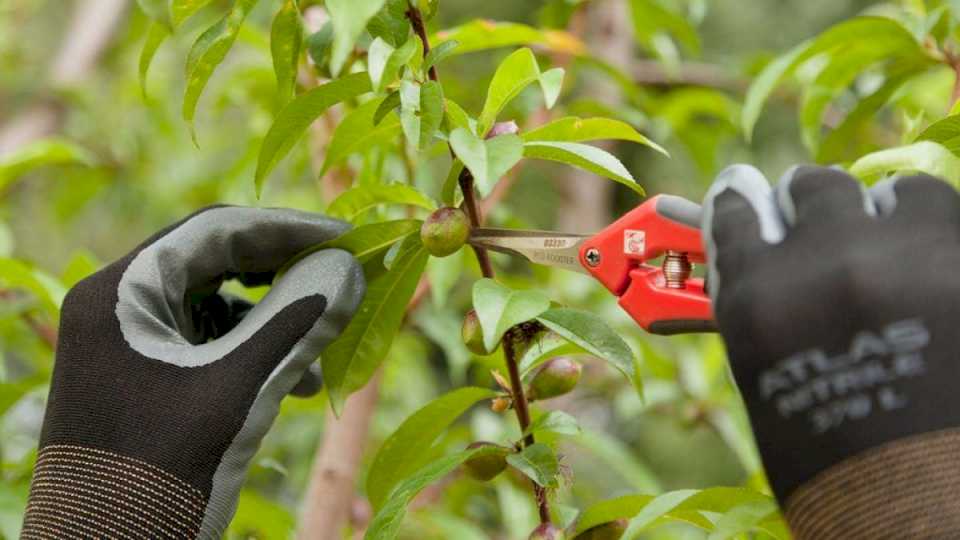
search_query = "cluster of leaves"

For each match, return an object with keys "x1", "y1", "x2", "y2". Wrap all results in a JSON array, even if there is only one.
[{"x1": 10, "y1": 0, "x2": 960, "y2": 538}]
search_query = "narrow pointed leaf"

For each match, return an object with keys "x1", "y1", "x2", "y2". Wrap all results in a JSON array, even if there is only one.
[
  {"x1": 365, "y1": 450, "x2": 481, "y2": 540},
  {"x1": 172, "y1": 0, "x2": 213, "y2": 27},
  {"x1": 916, "y1": 114, "x2": 960, "y2": 156},
  {"x1": 256, "y1": 73, "x2": 371, "y2": 194},
  {"x1": 524, "y1": 410, "x2": 581, "y2": 437},
  {"x1": 323, "y1": 97, "x2": 402, "y2": 174},
  {"x1": 849, "y1": 141, "x2": 960, "y2": 186},
  {"x1": 418, "y1": 81, "x2": 444, "y2": 149},
  {"x1": 0, "y1": 139, "x2": 96, "y2": 191},
  {"x1": 327, "y1": 0, "x2": 387, "y2": 76},
  {"x1": 367, "y1": 387, "x2": 498, "y2": 510},
  {"x1": 374, "y1": 91, "x2": 402, "y2": 125},
  {"x1": 424, "y1": 40, "x2": 459, "y2": 71},
  {"x1": 183, "y1": 0, "x2": 260, "y2": 140},
  {"x1": 536, "y1": 307, "x2": 642, "y2": 396},
  {"x1": 742, "y1": 16, "x2": 922, "y2": 140},
  {"x1": 478, "y1": 48, "x2": 541, "y2": 135},
  {"x1": 450, "y1": 128, "x2": 523, "y2": 195},
  {"x1": 574, "y1": 495, "x2": 713, "y2": 536},
  {"x1": 327, "y1": 183, "x2": 436, "y2": 220},
  {"x1": 270, "y1": 0, "x2": 304, "y2": 104},
  {"x1": 399, "y1": 81, "x2": 422, "y2": 147},
  {"x1": 523, "y1": 116, "x2": 666, "y2": 155},
  {"x1": 432, "y1": 20, "x2": 585, "y2": 56},
  {"x1": 367, "y1": 38, "x2": 395, "y2": 91},
  {"x1": 472, "y1": 278, "x2": 550, "y2": 351},
  {"x1": 538, "y1": 67, "x2": 564, "y2": 109},
  {"x1": 137, "y1": 0, "x2": 172, "y2": 29},
  {"x1": 506, "y1": 443, "x2": 560, "y2": 488},
  {"x1": 139, "y1": 23, "x2": 169, "y2": 98},
  {"x1": 278, "y1": 220, "x2": 420, "y2": 277},
  {"x1": 524, "y1": 141, "x2": 644, "y2": 195},
  {"x1": 376, "y1": 37, "x2": 418, "y2": 92},
  {"x1": 322, "y1": 235, "x2": 429, "y2": 414}
]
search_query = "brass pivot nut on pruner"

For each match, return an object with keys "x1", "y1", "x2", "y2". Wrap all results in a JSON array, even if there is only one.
[{"x1": 663, "y1": 250, "x2": 692, "y2": 289}]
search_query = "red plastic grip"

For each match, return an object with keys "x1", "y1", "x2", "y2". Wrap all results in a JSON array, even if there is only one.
[{"x1": 578, "y1": 195, "x2": 714, "y2": 334}]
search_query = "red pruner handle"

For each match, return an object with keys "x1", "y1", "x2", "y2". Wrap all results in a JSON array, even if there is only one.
[{"x1": 578, "y1": 195, "x2": 717, "y2": 335}]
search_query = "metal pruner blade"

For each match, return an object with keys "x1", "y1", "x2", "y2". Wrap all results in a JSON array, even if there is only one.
[{"x1": 468, "y1": 228, "x2": 591, "y2": 274}]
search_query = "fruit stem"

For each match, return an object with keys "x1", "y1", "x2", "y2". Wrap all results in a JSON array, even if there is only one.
[{"x1": 503, "y1": 327, "x2": 551, "y2": 524}]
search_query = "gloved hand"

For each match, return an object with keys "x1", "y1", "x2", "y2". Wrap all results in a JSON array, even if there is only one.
[
  {"x1": 20, "y1": 206, "x2": 365, "y2": 539},
  {"x1": 703, "y1": 165, "x2": 960, "y2": 539}
]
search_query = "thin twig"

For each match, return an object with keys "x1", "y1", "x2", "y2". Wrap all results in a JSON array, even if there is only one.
[{"x1": 403, "y1": 1, "x2": 549, "y2": 524}]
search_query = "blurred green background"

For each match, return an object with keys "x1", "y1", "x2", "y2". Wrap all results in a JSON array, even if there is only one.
[{"x1": 2, "y1": 0, "x2": 950, "y2": 538}]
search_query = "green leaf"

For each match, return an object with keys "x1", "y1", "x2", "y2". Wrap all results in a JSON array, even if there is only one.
[
  {"x1": 0, "y1": 138, "x2": 96, "y2": 190},
  {"x1": 139, "y1": 22, "x2": 169, "y2": 98},
  {"x1": 417, "y1": 81, "x2": 445, "y2": 149},
  {"x1": 849, "y1": 141, "x2": 960, "y2": 186},
  {"x1": 327, "y1": 183, "x2": 436, "y2": 220},
  {"x1": 367, "y1": 0, "x2": 410, "y2": 47},
  {"x1": 524, "y1": 410, "x2": 581, "y2": 437},
  {"x1": 818, "y1": 70, "x2": 917, "y2": 163},
  {"x1": 506, "y1": 443, "x2": 560, "y2": 488},
  {"x1": 518, "y1": 331, "x2": 588, "y2": 374},
  {"x1": 0, "y1": 258, "x2": 65, "y2": 316},
  {"x1": 374, "y1": 91, "x2": 402, "y2": 125},
  {"x1": 183, "y1": 0, "x2": 260, "y2": 141},
  {"x1": 322, "y1": 235, "x2": 428, "y2": 413},
  {"x1": 60, "y1": 250, "x2": 100, "y2": 289},
  {"x1": 367, "y1": 38, "x2": 395, "y2": 91},
  {"x1": 365, "y1": 449, "x2": 480, "y2": 540},
  {"x1": 327, "y1": 0, "x2": 388, "y2": 76},
  {"x1": 477, "y1": 48, "x2": 541, "y2": 135},
  {"x1": 424, "y1": 40, "x2": 459, "y2": 71},
  {"x1": 282, "y1": 220, "x2": 421, "y2": 279},
  {"x1": 444, "y1": 99, "x2": 474, "y2": 133},
  {"x1": 742, "y1": 16, "x2": 924, "y2": 140},
  {"x1": 306, "y1": 23, "x2": 334, "y2": 67},
  {"x1": 523, "y1": 141, "x2": 644, "y2": 195},
  {"x1": 916, "y1": 114, "x2": 960, "y2": 156},
  {"x1": 172, "y1": 0, "x2": 213, "y2": 27},
  {"x1": 523, "y1": 116, "x2": 666, "y2": 155},
  {"x1": 707, "y1": 499, "x2": 782, "y2": 540},
  {"x1": 622, "y1": 488, "x2": 782, "y2": 539},
  {"x1": 538, "y1": 67, "x2": 565, "y2": 109},
  {"x1": 574, "y1": 495, "x2": 713, "y2": 536},
  {"x1": 397, "y1": 83, "x2": 441, "y2": 151},
  {"x1": 536, "y1": 307, "x2": 642, "y2": 396},
  {"x1": 323, "y1": 97, "x2": 402, "y2": 174},
  {"x1": 374, "y1": 37, "x2": 418, "y2": 92},
  {"x1": 227, "y1": 490, "x2": 295, "y2": 538},
  {"x1": 255, "y1": 73, "x2": 371, "y2": 195},
  {"x1": 449, "y1": 128, "x2": 523, "y2": 196},
  {"x1": 367, "y1": 387, "x2": 497, "y2": 510},
  {"x1": 628, "y1": 0, "x2": 700, "y2": 60},
  {"x1": 270, "y1": 0, "x2": 304, "y2": 104},
  {"x1": 137, "y1": 0, "x2": 172, "y2": 29},
  {"x1": 432, "y1": 20, "x2": 585, "y2": 56},
  {"x1": 472, "y1": 278, "x2": 550, "y2": 351}
]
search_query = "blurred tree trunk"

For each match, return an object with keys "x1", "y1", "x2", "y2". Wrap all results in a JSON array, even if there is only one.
[
  {"x1": 0, "y1": 0, "x2": 128, "y2": 155},
  {"x1": 557, "y1": 0, "x2": 633, "y2": 232},
  {"x1": 298, "y1": 372, "x2": 381, "y2": 540}
]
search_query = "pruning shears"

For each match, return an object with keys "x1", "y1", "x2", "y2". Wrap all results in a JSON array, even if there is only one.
[{"x1": 469, "y1": 195, "x2": 717, "y2": 335}]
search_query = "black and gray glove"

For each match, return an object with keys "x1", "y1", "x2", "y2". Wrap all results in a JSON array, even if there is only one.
[
  {"x1": 21, "y1": 206, "x2": 364, "y2": 539},
  {"x1": 704, "y1": 165, "x2": 960, "y2": 539}
]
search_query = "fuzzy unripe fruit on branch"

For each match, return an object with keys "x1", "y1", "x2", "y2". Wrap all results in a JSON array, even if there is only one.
[
  {"x1": 529, "y1": 523, "x2": 566, "y2": 540},
  {"x1": 462, "y1": 309, "x2": 497, "y2": 355},
  {"x1": 528, "y1": 357, "x2": 582, "y2": 401},
  {"x1": 572, "y1": 519, "x2": 628, "y2": 540},
  {"x1": 421, "y1": 207, "x2": 470, "y2": 257},
  {"x1": 463, "y1": 441, "x2": 510, "y2": 481}
]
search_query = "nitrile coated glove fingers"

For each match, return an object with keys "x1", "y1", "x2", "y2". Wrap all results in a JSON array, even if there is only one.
[
  {"x1": 21, "y1": 206, "x2": 365, "y2": 539},
  {"x1": 703, "y1": 165, "x2": 960, "y2": 539}
]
